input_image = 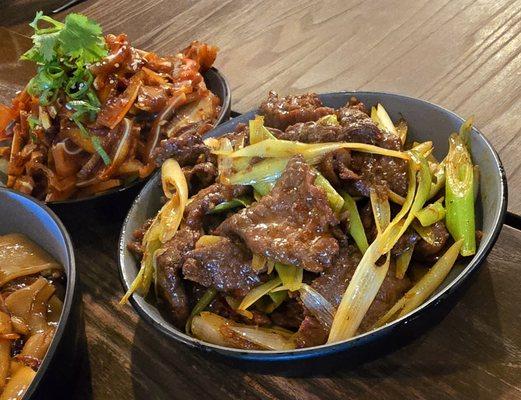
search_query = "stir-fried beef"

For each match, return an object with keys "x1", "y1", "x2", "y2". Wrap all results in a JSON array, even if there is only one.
[
  {"x1": 183, "y1": 161, "x2": 217, "y2": 193},
  {"x1": 296, "y1": 245, "x2": 412, "y2": 346},
  {"x1": 184, "y1": 183, "x2": 250, "y2": 231},
  {"x1": 318, "y1": 148, "x2": 359, "y2": 186},
  {"x1": 127, "y1": 217, "x2": 154, "y2": 257},
  {"x1": 155, "y1": 228, "x2": 201, "y2": 328},
  {"x1": 182, "y1": 237, "x2": 260, "y2": 296},
  {"x1": 217, "y1": 155, "x2": 339, "y2": 272},
  {"x1": 415, "y1": 221, "x2": 450, "y2": 258},
  {"x1": 153, "y1": 123, "x2": 213, "y2": 166},
  {"x1": 259, "y1": 91, "x2": 334, "y2": 131},
  {"x1": 392, "y1": 228, "x2": 420, "y2": 256},
  {"x1": 295, "y1": 316, "x2": 329, "y2": 348},
  {"x1": 270, "y1": 299, "x2": 304, "y2": 330},
  {"x1": 276, "y1": 99, "x2": 408, "y2": 197}
]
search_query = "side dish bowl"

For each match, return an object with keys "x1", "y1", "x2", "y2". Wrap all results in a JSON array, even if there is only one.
[
  {"x1": 0, "y1": 187, "x2": 80, "y2": 397},
  {"x1": 45, "y1": 67, "x2": 231, "y2": 213},
  {"x1": 118, "y1": 92, "x2": 507, "y2": 372}
]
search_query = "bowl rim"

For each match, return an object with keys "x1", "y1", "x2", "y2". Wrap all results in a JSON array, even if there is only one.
[
  {"x1": 0, "y1": 187, "x2": 77, "y2": 397},
  {"x1": 14, "y1": 66, "x2": 231, "y2": 206},
  {"x1": 118, "y1": 90, "x2": 508, "y2": 359}
]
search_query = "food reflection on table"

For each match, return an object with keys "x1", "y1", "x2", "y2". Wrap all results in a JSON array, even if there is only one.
[
  {"x1": 0, "y1": 12, "x2": 221, "y2": 201},
  {"x1": 122, "y1": 92, "x2": 478, "y2": 350},
  {"x1": 0, "y1": 233, "x2": 64, "y2": 399}
]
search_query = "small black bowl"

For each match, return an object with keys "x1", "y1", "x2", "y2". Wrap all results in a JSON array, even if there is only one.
[
  {"x1": 2, "y1": 67, "x2": 231, "y2": 218},
  {"x1": 0, "y1": 187, "x2": 81, "y2": 397},
  {"x1": 118, "y1": 91, "x2": 507, "y2": 373}
]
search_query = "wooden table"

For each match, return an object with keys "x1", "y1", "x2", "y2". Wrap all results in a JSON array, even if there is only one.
[{"x1": 0, "y1": 1, "x2": 520, "y2": 399}]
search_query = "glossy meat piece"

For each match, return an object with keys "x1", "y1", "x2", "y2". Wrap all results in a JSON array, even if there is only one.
[
  {"x1": 182, "y1": 237, "x2": 260, "y2": 296},
  {"x1": 297, "y1": 245, "x2": 412, "y2": 345},
  {"x1": 184, "y1": 183, "x2": 250, "y2": 230},
  {"x1": 415, "y1": 221, "x2": 450, "y2": 258},
  {"x1": 182, "y1": 161, "x2": 217, "y2": 194},
  {"x1": 270, "y1": 299, "x2": 304, "y2": 330},
  {"x1": 155, "y1": 228, "x2": 201, "y2": 329},
  {"x1": 153, "y1": 124, "x2": 212, "y2": 166},
  {"x1": 259, "y1": 91, "x2": 334, "y2": 130},
  {"x1": 217, "y1": 156, "x2": 339, "y2": 272},
  {"x1": 295, "y1": 316, "x2": 329, "y2": 349}
]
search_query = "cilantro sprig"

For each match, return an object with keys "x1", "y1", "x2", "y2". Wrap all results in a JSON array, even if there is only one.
[{"x1": 21, "y1": 12, "x2": 111, "y2": 165}]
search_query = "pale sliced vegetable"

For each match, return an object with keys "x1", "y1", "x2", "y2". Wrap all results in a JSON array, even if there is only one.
[
  {"x1": 328, "y1": 152, "x2": 430, "y2": 343},
  {"x1": 0, "y1": 363, "x2": 35, "y2": 400},
  {"x1": 395, "y1": 244, "x2": 415, "y2": 279},
  {"x1": 376, "y1": 240, "x2": 463, "y2": 327},
  {"x1": 314, "y1": 170, "x2": 344, "y2": 214},
  {"x1": 195, "y1": 235, "x2": 223, "y2": 248},
  {"x1": 0, "y1": 234, "x2": 61, "y2": 286},
  {"x1": 459, "y1": 116, "x2": 474, "y2": 151},
  {"x1": 238, "y1": 277, "x2": 282, "y2": 311},
  {"x1": 342, "y1": 192, "x2": 369, "y2": 254},
  {"x1": 219, "y1": 139, "x2": 409, "y2": 163},
  {"x1": 191, "y1": 311, "x2": 295, "y2": 350},
  {"x1": 299, "y1": 284, "x2": 335, "y2": 328},
  {"x1": 251, "y1": 254, "x2": 267, "y2": 272},
  {"x1": 412, "y1": 141, "x2": 433, "y2": 157},
  {"x1": 121, "y1": 159, "x2": 188, "y2": 303},
  {"x1": 395, "y1": 119, "x2": 408, "y2": 145},
  {"x1": 208, "y1": 197, "x2": 251, "y2": 214},
  {"x1": 249, "y1": 115, "x2": 276, "y2": 144},
  {"x1": 266, "y1": 290, "x2": 287, "y2": 313},
  {"x1": 371, "y1": 104, "x2": 398, "y2": 137},
  {"x1": 317, "y1": 114, "x2": 339, "y2": 126},
  {"x1": 226, "y1": 158, "x2": 289, "y2": 186},
  {"x1": 185, "y1": 288, "x2": 217, "y2": 334},
  {"x1": 446, "y1": 133, "x2": 476, "y2": 256},
  {"x1": 388, "y1": 190, "x2": 405, "y2": 205},
  {"x1": 0, "y1": 312, "x2": 12, "y2": 388},
  {"x1": 370, "y1": 190, "x2": 391, "y2": 233},
  {"x1": 275, "y1": 264, "x2": 303, "y2": 292},
  {"x1": 253, "y1": 181, "x2": 275, "y2": 198},
  {"x1": 415, "y1": 201, "x2": 446, "y2": 227},
  {"x1": 429, "y1": 159, "x2": 446, "y2": 199}
]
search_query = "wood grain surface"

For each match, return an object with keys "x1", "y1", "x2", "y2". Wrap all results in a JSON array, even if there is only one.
[
  {"x1": 1, "y1": 0, "x2": 520, "y2": 214},
  {"x1": 0, "y1": 1, "x2": 520, "y2": 399}
]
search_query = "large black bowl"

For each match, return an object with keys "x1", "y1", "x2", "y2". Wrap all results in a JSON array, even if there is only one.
[
  {"x1": 0, "y1": 188, "x2": 81, "y2": 397},
  {"x1": 118, "y1": 92, "x2": 507, "y2": 373},
  {"x1": 1, "y1": 67, "x2": 231, "y2": 217}
]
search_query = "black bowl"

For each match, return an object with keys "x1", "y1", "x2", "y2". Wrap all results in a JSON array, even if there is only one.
[
  {"x1": 1, "y1": 67, "x2": 231, "y2": 217},
  {"x1": 118, "y1": 91, "x2": 507, "y2": 373},
  {"x1": 0, "y1": 187, "x2": 81, "y2": 398}
]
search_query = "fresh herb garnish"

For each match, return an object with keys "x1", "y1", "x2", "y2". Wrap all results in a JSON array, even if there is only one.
[{"x1": 21, "y1": 11, "x2": 111, "y2": 164}]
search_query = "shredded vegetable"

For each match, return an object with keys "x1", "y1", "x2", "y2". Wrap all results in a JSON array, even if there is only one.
[
  {"x1": 238, "y1": 277, "x2": 282, "y2": 311},
  {"x1": 275, "y1": 263, "x2": 303, "y2": 292},
  {"x1": 299, "y1": 284, "x2": 335, "y2": 328},
  {"x1": 218, "y1": 138, "x2": 409, "y2": 163},
  {"x1": 185, "y1": 288, "x2": 217, "y2": 334},
  {"x1": 415, "y1": 200, "x2": 446, "y2": 227},
  {"x1": 121, "y1": 159, "x2": 188, "y2": 303},
  {"x1": 342, "y1": 192, "x2": 369, "y2": 254},
  {"x1": 376, "y1": 240, "x2": 463, "y2": 327}
]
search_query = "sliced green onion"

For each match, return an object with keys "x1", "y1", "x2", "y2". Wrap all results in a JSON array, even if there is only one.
[
  {"x1": 371, "y1": 104, "x2": 398, "y2": 137},
  {"x1": 341, "y1": 192, "x2": 369, "y2": 254},
  {"x1": 275, "y1": 263, "x2": 303, "y2": 292},
  {"x1": 317, "y1": 114, "x2": 339, "y2": 126},
  {"x1": 445, "y1": 134, "x2": 476, "y2": 256},
  {"x1": 376, "y1": 240, "x2": 463, "y2": 327},
  {"x1": 185, "y1": 288, "x2": 217, "y2": 334},
  {"x1": 265, "y1": 290, "x2": 287, "y2": 313},
  {"x1": 226, "y1": 158, "x2": 289, "y2": 186},
  {"x1": 249, "y1": 115, "x2": 276, "y2": 144},
  {"x1": 219, "y1": 139, "x2": 409, "y2": 163},
  {"x1": 208, "y1": 197, "x2": 251, "y2": 214},
  {"x1": 238, "y1": 277, "x2": 282, "y2": 311},
  {"x1": 415, "y1": 201, "x2": 446, "y2": 227},
  {"x1": 314, "y1": 170, "x2": 344, "y2": 214},
  {"x1": 395, "y1": 243, "x2": 415, "y2": 279},
  {"x1": 459, "y1": 116, "x2": 474, "y2": 151},
  {"x1": 253, "y1": 181, "x2": 275, "y2": 197},
  {"x1": 395, "y1": 119, "x2": 408, "y2": 145}
]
